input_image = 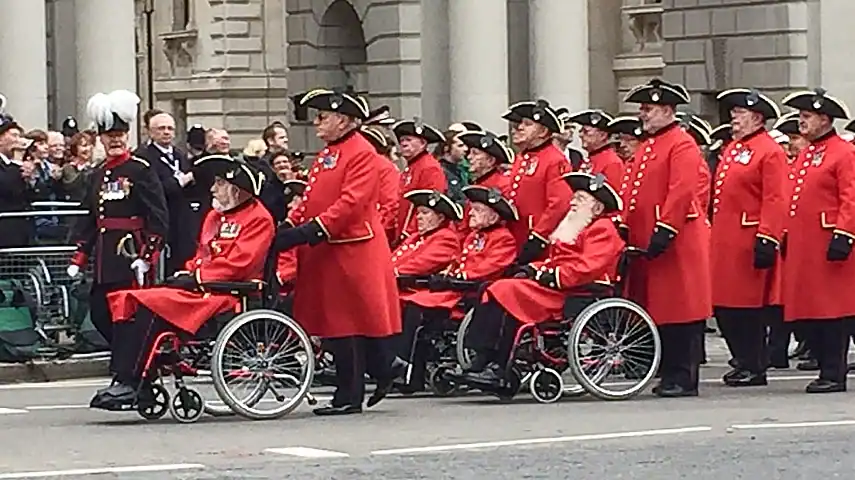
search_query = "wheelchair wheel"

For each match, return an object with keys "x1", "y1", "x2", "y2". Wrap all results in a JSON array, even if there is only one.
[
  {"x1": 529, "y1": 368, "x2": 564, "y2": 404},
  {"x1": 567, "y1": 298, "x2": 660, "y2": 401},
  {"x1": 137, "y1": 383, "x2": 169, "y2": 420},
  {"x1": 428, "y1": 365, "x2": 458, "y2": 397},
  {"x1": 210, "y1": 309, "x2": 315, "y2": 420},
  {"x1": 455, "y1": 309, "x2": 476, "y2": 369},
  {"x1": 169, "y1": 388, "x2": 205, "y2": 423}
]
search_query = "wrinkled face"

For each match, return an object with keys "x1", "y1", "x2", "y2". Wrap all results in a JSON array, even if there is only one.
[
  {"x1": 637, "y1": 104, "x2": 674, "y2": 133},
  {"x1": 47, "y1": 132, "x2": 65, "y2": 158},
  {"x1": 398, "y1": 135, "x2": 427, "y2": 160},
  {"x1": 730, "y1": 107, "x2": 764, "y2": 139},
  {"x1": 415, "y1": 205, "x2": 444, "y2": 234},
  {"x1": 468, "y1": 202, "x2": 500, "y2": 230},
  {"x1": 787, "y1": 134, "x2": 809, "y2": 158},
  {"x1": 313, "y1": 111, "x2": 352, "y2": 143},
  {"x1": 510, "y1": 118, "x2": 548, "y2": 148},
  {"x1": 616, "y1": 134, "x2": 640, "y2": 160},
  {"x1": 208, "y1": 129, "x2": 231, "y2": 154},
  {"x1": 798, "y1": 111, "x2": 831, "y2": 140},
  {"x1": 569, "y1": 190, "x2": 603, "y2": 216},
  {"x1": 269, "y1": 126, "x2": 289, "y2": 150},
  {"x1": 579, "y1": 125, "x2": 609, "y2": 151},
  {"x1": 100, "y1": 130, "x2": 129, "y2": 157},
  {"x1": 149, "y1": 113, "x2": 176, "y2": 146},
  {"x1": 210, "y1": 177, "x2": 239, "y2": 212},
  {"x1": 468, "y1": 147, "x2": 497, "y2": 178},
  {"x1": 448, "y1": 135, "x2": 468, "y2": 161},
  {"x1": 0, "y1": 127, "x2": 21, "y2": 156}
]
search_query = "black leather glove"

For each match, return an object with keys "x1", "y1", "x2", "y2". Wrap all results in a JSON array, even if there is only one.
[
  {"x1": 535, "y1": 269, "x2": 559, "y2": 290},
  {"x1": 516, "y1": 234, "x2": 548, "y2": 265},
  {"x1": 753, "y1": 236, "x2": 777, "y2": 269},
  {"x1": 616, "y1": 222, "x2": 630, "y2": 242},
  {"x1": 274, "y1": 219, "x2": 326, "y2": 251},
  {"x1": 511, "y1": 264, "x2": 537, "y2": 279},
  {"x1": 827, "y1": 232, "x2": 854, "y2": 262},
  {"x1": 646, "y1": 225, "x2": 675, "y2": 259},
  {"x1": 428, "y1": 274, "x2": 452, "y2": 291}
]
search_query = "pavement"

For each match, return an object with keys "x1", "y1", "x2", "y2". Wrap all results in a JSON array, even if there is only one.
[{"x1": 0, "y1": 336, "x2": 853, "y2": 479}]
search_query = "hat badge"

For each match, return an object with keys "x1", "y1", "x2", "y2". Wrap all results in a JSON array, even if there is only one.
[
  {"x1": 634, "y1": 127, "x2": 642, "y2": 136},
  {"x1": 651, "y1": 90, "x2": 661, "y2": 102},
  {"x1": 428, "y1": 198, "x2": 437, "y2": 206},
  {"x1": 225, "y1": 169, "x2": 236, "y2": 179},
  {"x1": 330, "y1": 100, "x2": 340, "y2": 110},
  {"x1": 813, "y1": 99, "x2": 823, "y2": 109},
  {"x1": 591, "y1": 112, "x2": 602, "y2": 125}
]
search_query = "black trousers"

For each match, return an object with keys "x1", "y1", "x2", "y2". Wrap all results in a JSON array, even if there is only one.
[
  {"x1": 658, "y1": 320, "x2": 705, "y2": 390},
  {"x1": 396, "y1": 303, "x2": 449, "y2": 385},
  {"x1": 326, "y1": 335, "x2": 395, "y2": 407},
  {"x1": 715, "y1": 306, "x2": 775, "y2": 373},
  {"x1": 89, "y1": 281, "x2": 134, "y2": 345},
  {"x1": 464, "y1": 297, "x2": 520, "y2": 370},
  {"x1": 766, "y1": 306, "x2": 790, "y2": 366},
  {"x1": 109, "y1": 307, "x2": 169, "y2": 385},
  {"x1": 797, "y1": 318, "x2": 849, "y2": 383}
]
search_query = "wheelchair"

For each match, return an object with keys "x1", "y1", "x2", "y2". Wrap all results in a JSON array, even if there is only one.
[
  {"x1": 128, "y1": 256, "x2": 318, "y2": 423},
  {"x1": 452, "y1": 246, "x2": 661, "y2": 403}
]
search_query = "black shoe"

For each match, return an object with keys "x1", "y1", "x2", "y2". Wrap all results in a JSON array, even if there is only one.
[
  {"x1": 655, "y1": 384, "x2": 698, "y2": 398},
  {"x1": 796, "y1": 359, "x2": 819, "y2": 371},
  {"x1": 725, "y1": 372, "x2": 767, "y2": 387},
  {"x1": 789, "y1": 342, "x2": 808, "y2": 359},
  {"x1": 651, "y1": 381, "x2": 666, "y2": 395},
  {"x1": 461, "y1": 364, "x2": 503, "y2": 387},
  {"x1": 721, "y1": 368, "x2": 745, "y2": 383},
  {"x1": 313, "y1": 404, "x2": 363, "y2": 416},
  {"x1": 90, "y1": 382, "x2": 138, "y2": 411},
  {"x1": 727, "y1": 358, "x2": 740, "y2": 369},
  {"x1": 805, "y1": 379, "x2": 846, "y2": 394}
]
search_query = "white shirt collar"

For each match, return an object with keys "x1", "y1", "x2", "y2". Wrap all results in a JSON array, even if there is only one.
[
  {"x1": 151, "y1": 141, "x2": 173, "y2": 156},
  {"x1": 0, "y1": 152, "x2": 12, "y2": 165}
]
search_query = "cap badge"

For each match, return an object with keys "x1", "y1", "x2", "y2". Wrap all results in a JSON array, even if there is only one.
[{"x1": 651, "y1": 90, "x2": 661, "y2": 102}]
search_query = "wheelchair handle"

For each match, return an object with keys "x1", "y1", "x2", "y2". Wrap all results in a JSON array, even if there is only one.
[{"x1": 624, "y1": 246, "x2": 648, "y2": 257}]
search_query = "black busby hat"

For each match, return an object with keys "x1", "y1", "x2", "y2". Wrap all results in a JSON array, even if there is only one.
[
  {"x1": 282, "y1": 179, "x2": 308, "y2": 206},
  {"x1": 677, "y1": 113, "x2": 712, "y2": 146},
  {"x1": 187, "y1": 124, "x2": 206, "y2": 149},
  {"x1": 772, "y1": 112, "x2": 800, "y2": 136},
  {"x1": 709, "y1": 124, "x2": 733, "y2": 152},
  {"x1": 566, "y1": 109, "x2": 615, "y2": 130},
  {"x1": 502, "y1": 99, "x2": 564, "y2": 133},
  {"x1": 61, "y1": 116, "x2": 79, "y2": 138},
  {"x1": 392, "y1": 118, "x2": 445, "y2": 144},
  {"x1": 194, "y1": 154, "x2": 266, "y2": 197},
  {"x1": 404, "y1": 189, "x2": 463, "y2": 221},
  {"x1": 86, "y1": 90, "x2": 140, "y2": 135},
  {"x1": 360, "y1": 126, "x2": 390, "y2": 154},
  {"x1": 606, "y1": 116, "x2": 644, "y2": 138},
  {"x1": 562, "y1": 172, "x2": 623, "y2": 214},
  {"x1": 462, "y1": 185, "x2": 519, "y2": 222},
  {"x1": 624, "y1": 78, "x2": 690, "y2": 106},
  {"x1": 717, "y1": 88, "x2": 781, "y2": 119},
  {"x1": 782, "y1": 88, "x2": 850, "y2": 120},
  {"x1": 299, "y1": 88, "x2": 370, "y2": 120},
  {"x1": 457, "y1": 130, "x2": 513, "y2": 164}
]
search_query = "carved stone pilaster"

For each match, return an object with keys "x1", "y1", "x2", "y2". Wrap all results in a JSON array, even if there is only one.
[
  {"x1": 624, "y1": 2, "x2": 663, "y2": 53},
  {"x1": 160, "y1": 29, "x2": 198, "y2": 76}
]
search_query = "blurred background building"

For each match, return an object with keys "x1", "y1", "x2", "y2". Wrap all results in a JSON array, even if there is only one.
[{"x1": 1, "y1": 0, "x2": 854, "y2": 151}]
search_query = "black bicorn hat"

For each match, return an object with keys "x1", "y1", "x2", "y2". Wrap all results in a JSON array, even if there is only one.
[
  {"x1": 193, "y1": 154, "x2": 266, "y2": 197},
  {"x1": 708, "y1": 124, "x2": 733, "y2": 151},
  {"x1": 782, "y1": 88, "x2": 850, "y2": 119},
  {"x1": 717, "y1": 88, "x2": 781, "y2": 119},
  {"x1": 456, "y1": 130, "x2": 513, "y2": 164},
  {"x1": 299, "y1": 87, "x2": 370, "y2": 120},
  {"x1": 86, "y1": 90, "x2": 140, "y2": 135},
  {"x1": 772, "y1": 112, "x2": 800, "y2": 136},
  {"x1": 606, "y1": 116, "x2": 644, "y2": 138},
  {"x1": 404, "y1": 189, "x2": 463, "y2": 221},
  {"x1": 562, "y1": 172, "x2": 623, "y2": 214},
  {"x1": 566, "y1": 109, "x2": 615, "y2": 130},
  {"x1": 677, "y1": 112, "x2": 712, "y2": 146},
  {"x1": 502, "y1": 99, "x2": 564, "y2": 133},
  {"x1": 624, "y1": 78, "x2": 690, "y2": 106},
  {"x1": 282, "y1": 179, "x2": 308, "y2": 206},
  {"x1": 392, "y1": 117, "x2": 446, "y2": 144},
  {"x1": 61, "y1": 116, "x2": 79, "y2": 138},
  {"x1": 360, "y1": 126, "x2": 390, "y2": 154},
  {"x1": 462, "y1": 185, "x2": 519, "y2": 222}
]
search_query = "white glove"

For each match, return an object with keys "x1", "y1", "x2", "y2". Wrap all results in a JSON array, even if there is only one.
[
  {"x1": 130, "y1": 259, "x2": 150, "y2": 285},
  {"x1": 66, "y1": 265, "x2": 81, "y2": 278}
]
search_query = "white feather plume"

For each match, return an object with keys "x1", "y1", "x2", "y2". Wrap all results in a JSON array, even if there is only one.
[
  {"x1": 86, "y1": 90, "x2": 140, "y2": 130},
  {"x1": 0, "y1": 93, "x2": 6, "y2": 113}
]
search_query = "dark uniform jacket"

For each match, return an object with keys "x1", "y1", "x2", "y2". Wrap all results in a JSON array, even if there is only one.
[
  {"x1": 70, "y1": 152, "x2": 169, "y2": 285},
  {"x1": 440, "y1": 158, "x2": 468, "y2": 204},
  {"x1": 0, "y1": 157, "x2": 33, "y2": 247}
]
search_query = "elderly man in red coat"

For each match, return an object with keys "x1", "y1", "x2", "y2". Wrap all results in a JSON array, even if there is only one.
[
  {"x1": 619, "y1": 78, "x2": 712, "y2": 398},
  {"x1": 607, "y1": 116, "x2": 645, "y2": 162},
  {"x1": 391, "y1": 190, "x2": 461, "y2": 279},
  {"x1": 780, "y1": 89, "x2": 855, "y2": 394},
  {"x1": 453, "y1": 172, "x2": 624, "y2": 388},
  {"x1": 502, "y1": 100, "x2": 573, "y2": 264},
  {"x1": 566, "y1": 109, "x2": 625, "y2": 182},
  {"x1": 710, "y1": 89, "x2": 787, "y2": 387},
  {"x1": 455, "y1": 130, "x2": 513, "y2": 239},
  {"x1": 89, "y1": 154, "x2": 273, "y2": 410},
  {"x1": 359, "y1": 126, "x2": 400, "y2": 244},
  {"x1": 274, "y1": 88, "x2": 402, "y2": 415}
]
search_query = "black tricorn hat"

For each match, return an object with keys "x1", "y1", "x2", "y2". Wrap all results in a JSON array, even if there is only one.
[
  {"x1": 708, "y1": 124, "x2": 733, "y2": 152},
  {"x1": 566, "y1": 145, "x2": 586, "y2": 170},
  {"x1": 566, "y1": 109, "x2": 615, "y2": 130},
  {"x1": 61, "y1": 116, "x2": 79, "y2": 138},
  {"x1": 365, "y1": 105, "x2": 396, "y2": 126},
  {"x1": 606, "y1": 116, "x2": 644, "y2": 138},
  {"x1": 194, "y1": 154, "x2": 266, "y2": 197},
  {"x1": 502, "y1": 99, "x2": 563, "y2": 133},
  {"x1": 772, "y1": 112, "x2": 800, "y2": 136},
  {"x1": 624, "y1": 78, "x2": 690, "y2": 106},
  {"x1": 457, "y1": 130, "x2": 513, "y2": 164},
  {"x1": 360, "y1": 126, "x2": 390, "y2": 154},
  {"x1": 462, "y1": 185, "x2": 519, "y2": 222},
  {"x1": 299, "y1": 88, "x2": 370, "y2": 120},
  {"x1": 717, "y1": 88, "x2": 781, "y2": 120},
  {"x1": 562, "y1": 172, "x2": 623, "y2": 214},
  {"x1": 404, "y1": 189, "x2": 463, "y2": 221},
  {"x1": 782, "y1": 88, "x2": 850, "y2": 120},
  {"x1": 677, "y1": 113, "x2": 712, "y2": 146},
  {"x1": 392, "y1": 118, "x2": 445, "y2": 144},
  {"x1": 282, "y1": 179, "x2": 308, "y2": 206}
]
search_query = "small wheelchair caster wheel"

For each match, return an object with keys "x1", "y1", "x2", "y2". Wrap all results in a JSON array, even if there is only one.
[
  {"x1": 137, "y1": 383, "x2": 169, "y2": 420},
  {"x1": 495, "y1": 367, "x2": 523, "y2": 402},
  {"x1": 529, "y1": 368, "x2": 564, "y2": 404},
  {"x1": 169, "y1": 388, "x2": 205, "y2": 423},
  {"x1": 428, "y1": 366, "x2": 458, "y2": 397}
]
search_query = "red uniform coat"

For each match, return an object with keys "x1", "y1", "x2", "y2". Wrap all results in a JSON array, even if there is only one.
[
  {"x1": 506, "y1": 143, "x2": 573, "y2": 251},
  {"x1": 107, "y1": 199, "x2": 274, "y2": 334},
  {"x1": 618, "y1": 123, "x2": 712, "y2": 325},
  {"x1": 577, "y1": 146, "x2": 624, "y2": 185},
  {"x1": 392, "y1": 225, "x2": 460, "y2": 276},
  {"x1": 697, "y1": 160, "x2": 712, "y2": 215},
  {"x1": 458, "y1": 168, "x2": 512, "y2": 240},
  {"x1": 487, "y1": 218, "x2": 624, "y2": 324},
  {"x1": 377, "y1": 158, "x2": 401, "y2": 243},
  {"x1": 288, "y1": 131, "x2": 401, "y2": 338},
  {"x1": 782, "y1": 132, "x2": 855, "y2": 321},
  {"x1": 710, "y1": 130, "x2": 787, "y2": 308},
  {"x1": 396, "y1": 151, "x2": 447, "y2": 241},
  {"x1": 276, "y1": 249, "x2": 297, "y2": 294},
  {"x1": 402, "y1": 226, "x2": 517, "y2": 314}
]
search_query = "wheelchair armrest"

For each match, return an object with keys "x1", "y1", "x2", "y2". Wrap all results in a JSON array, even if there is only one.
[
  {"x1": 396, "y1": 275, "x2": 432, "y2": 288},
  {"x1": 199, "y1": 280, "x2": 265, "y2": 295},
  {"x1": 447, "y1": 279, "x2": 482, "y2": 292},
  {"x1": 624, "y1": 246, "x2": 648, "y2": 258},
  {"x1": 573, "y1": 282, "x2": 615, "y2": 297}
]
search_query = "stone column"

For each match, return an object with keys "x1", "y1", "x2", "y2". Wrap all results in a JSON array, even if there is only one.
[
  {"x1": 0, "y1": 0, "x2": 48, "y2": 129},
  {"x1": 530, "y1": 0, "x2": 589, "y2": 112},
  {"x1": 448, "y1": 0, "x2": 508, "y2": 133},
  {"x1": 75, "y1": 0, "x2": 138, "y2": 138}
]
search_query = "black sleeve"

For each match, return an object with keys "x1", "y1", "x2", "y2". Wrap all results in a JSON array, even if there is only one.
[
  {"x1": 69, "y1": 170, "x2": 100, "y2": 266},
  {"x1": 134, "y1": 162, "x2": 170, "y2": 262},
  {"x1": 255, "y1": 160, "x2": 286, "y2": 223}
]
